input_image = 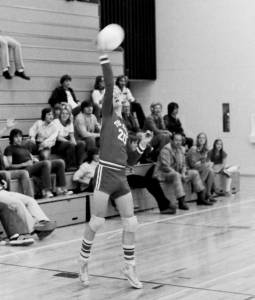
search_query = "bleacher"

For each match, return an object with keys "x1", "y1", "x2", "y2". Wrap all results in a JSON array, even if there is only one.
[{"x1": 0, "y1": 0, "x2": 158, "y2": 236}]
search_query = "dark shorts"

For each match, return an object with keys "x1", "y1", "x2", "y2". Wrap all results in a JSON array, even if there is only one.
[{"x1": 94, "y1": 165, "x2": 130, "y2": 199}]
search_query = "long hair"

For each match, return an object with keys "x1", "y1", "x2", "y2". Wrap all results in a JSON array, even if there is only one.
[
  {"x1": 59, "y1": 106, "x2": 72, "y2": 126},
  {"x1": 167, "y1": 102, "x2": 179, "y2": 116},
  {"x1": 94, "y1": 75, "x2": 104, "y2": 90},
  {"x1": 115, "y1": 75, "x2": 126, "y2": 89},
  {"x1": 196, "y1": 132, "x2": 208, "y2": 153},
  {"x1": 211, "y1": 138, "x2": 224, "y2": 163},
  {"x1": 9, "y1": 128, "x2": 22, "y2": 145}
]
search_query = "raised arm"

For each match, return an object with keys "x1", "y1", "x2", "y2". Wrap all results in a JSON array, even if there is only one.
[{"x1": 100, "y1": 55, "x2": 114, "y2": 117}]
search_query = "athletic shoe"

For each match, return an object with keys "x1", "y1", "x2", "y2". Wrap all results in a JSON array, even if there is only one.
[
  {"x1": 34, "y1": 220, "x2": 56, "y2": 240},
  {"x1": 9, "y1": 234, "x2": 34, "y2": 246},
  {"x1": 79, "y1": 260, "x2": 89, "y2": 286},
  {"x1": 14, "y1": 70, "x2": 30, "y2": 80},
  {"x1": 122, "y1": 263, "x2": 143, "y2": 289},
  {"x1": 42, "y1": 190, "x2": 54, "y2": 198}
]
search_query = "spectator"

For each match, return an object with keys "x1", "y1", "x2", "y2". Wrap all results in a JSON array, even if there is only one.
[
  {"x1": 122, "y1": 100, "x2": 141, "y2": 136},
  {"x1": 127, "y1": 162, "x2": 177, "y2": 215},
  {"x1": 73, "y1": 147, "x2": 99, "y2": 192},
  {"x1": 53, "y1": 103, "x2": 62, "y2": 119},
  {"x1": 0, "y1": 120, "x2": 34, "y2": 197},
  {"x1": 143, "y1": 102, "x2": 171, "y2": 160},
  {"x1": 52, "y1": 105, "x2": 86, "y2": 169},
  {"x1": 208, "y1": 139, "x2": 239, "y2": 196},
  {"x1": 0, "y1": 35, "x2": 30, "y2": 80},
  {"x1": 91, "y1": 75, "x2": 105, "y2": 121},
  {"x1": 163, "y1": 102, "x2": 184, "y2": 136},
  {"x1": 0, "y1": 176, "x2": 56, "y2": 243},
  {"x1": 27, "y1": 108, "x2": 58, "y2": 159},
  {"x1": 154, "y1": 133, "x2": 209, "y2": 208},
  {"x1": 115, "y1": 75, "x2": 146, "y2": 128},
  {"x1": 74, "y1": 100, "x2": 100, "y2": 151},
  {"x1": 48, "y1": 74, "x2": 80, "y2": 115},
  {"x1": 187, "y1": 132, "x2": 215, "y2": 203},
  {"x1": 4, "y1": 129, "x2": 71, "y2": 198}
]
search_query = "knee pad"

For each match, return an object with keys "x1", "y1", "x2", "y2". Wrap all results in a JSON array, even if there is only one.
[
  {"x1": 88, "y1": 215, "x2": 105, "y2": 232},
  {"x1": 122, "y1": 216, "x2": 139, "y2": 233}
]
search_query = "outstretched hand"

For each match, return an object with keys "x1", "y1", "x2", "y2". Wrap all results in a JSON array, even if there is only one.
[{"x1": 6, "y1": 119, "x2": 16, "y2": 129}]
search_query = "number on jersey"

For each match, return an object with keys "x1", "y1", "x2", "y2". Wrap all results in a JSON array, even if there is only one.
[{"x1": 118, "y1": 128, "x2": 128, "y2": 145}]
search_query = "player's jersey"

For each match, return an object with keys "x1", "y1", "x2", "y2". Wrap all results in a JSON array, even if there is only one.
[{"x1": 99, "y1": 55, "x2": 144, "y2": 171}]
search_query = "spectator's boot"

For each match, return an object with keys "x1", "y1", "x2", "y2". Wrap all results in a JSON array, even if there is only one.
[
  {"x1": 196, "y1": 191, "x2": 213, "y2": 206},
  {"x1": 178, "y1": 196, "x2": 189, "y2": 210}
]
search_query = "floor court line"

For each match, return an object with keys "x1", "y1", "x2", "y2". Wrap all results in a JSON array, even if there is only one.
[
  {"x1": 1, "y1": 197, "x2": 255, "y2": 260},
  {"x1": 1, "y1": 262, "x2": 254, "y2": 298},
  {"x1": 157, "y1": 259, "x2": 255, "y2": 299}
]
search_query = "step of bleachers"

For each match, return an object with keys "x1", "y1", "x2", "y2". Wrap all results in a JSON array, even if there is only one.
[
  {"x1": 0, "y1": 19, "x2": 97, "y2": 41},
  {"x1": 0, "y1": 0, "x2": 99, "y2": 18},
  {"x1": 38, "y1": 192, "x2": 91, "y2": 227}
]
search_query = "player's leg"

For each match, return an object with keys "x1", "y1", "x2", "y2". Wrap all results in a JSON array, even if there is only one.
[
  {"x1": 115, "y1": 192, "x2": 143, "y2": 289},
  {"x1": 79, "y1": 189, "x2": 109, "y2": 286}
]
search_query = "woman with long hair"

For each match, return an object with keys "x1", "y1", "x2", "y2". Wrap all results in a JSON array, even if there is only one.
[
  {"x1": 187, "y1": 132, "x2": 215, "y2": 205},
  {"x1": 52, "y1": 105, "x2": 86, "y2": 170},
  {"x1": 91, "y1": 75, "x2": 105, "y2": 121},
  {"x1": 208, "y1": 139, "x2": 239, "y2": 195}
]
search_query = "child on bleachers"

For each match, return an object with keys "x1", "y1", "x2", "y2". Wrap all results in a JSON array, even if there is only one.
[
  {"x1": 73, "y1": 147, "x2": 99, "y2": 192},
  {"x1": 208, "y1": 139, "x2": 239, "y2": 196},
  {"x1": 91, "y1": 75, "x2": 105, "y2": 121}
]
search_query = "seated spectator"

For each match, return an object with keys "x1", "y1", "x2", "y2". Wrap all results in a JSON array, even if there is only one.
[
  {"x1": 52, "y1": 105, "x2": 86, "y2": 170},
  {"x1": 0, "y1": 35, "x2": 30, "y2": 80},
  {"x1": 122, "y1": 100, "x2": 141, "y2": 136},
  {"x1": 4, "y1": 129, "x2": 71, "y2": 198},
  {"x1": 127, "y1": 162, "x2": 177, "y2": 215},
  {"x1": 143, "y1": 102, "x2": 171, "y2": 160},
  {"x1": 0, "y1": 120, "x2": 34, "y2": 197},
  {"x1": 73, "y1": 147, "x2": 99, "y2": 192},
  {"x1": 163, "y1": 102, "x2": 185, "y2": 136},
  {"x1": 208, "y1": 139, "x2": 239, "y2": 196},
  {"x1": 48, "y1": 74, "x2": 80, "y2": 115},
  {"x1": 154, "y1": 133, "x2": 209, "y2": 209},
  {"x1": 115, "y1": 75, "x2": 146, "y2": 128},
  {"x1": 0, "y1": 177, "x2": 56, "y2": 243},
  {"x1": 53, "y1": 103, "x2": 62, "y2": 119},
  {"x1": 74, "y1": 100, "x2": 100, "y2": 151},
  {"x1": 91, "y1": 75, "x2": 105, "y2": 121},
  {"x1": 26, "y1": 108, "x2": 58, "y2": 159},
  {"x1": 187, "y1": 133, "x2": 215, "y2": 203}
]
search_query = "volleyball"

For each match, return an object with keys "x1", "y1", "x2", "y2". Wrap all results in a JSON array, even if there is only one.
[{"x1": 96, "y1": 24, "x2": 125, "y2": 51}]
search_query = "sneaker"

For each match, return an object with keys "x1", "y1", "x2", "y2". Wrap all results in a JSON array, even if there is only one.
[
  {"x1": 9, "y1": 234, "x2": 34, "y2": 246},
  {"x1": 42, "y1": 190, "x2": 54, "y2": 198},
  {"x1": 56, "y1": 188, "x2": 73, "y2": 196},
  {"x1": 79, "y1": 260, "x2": 89, "y2": 286},
  {"x1": 14, "y1": 70, "x2": 30, "y2": 80},
  {"x1": 122, "y1": 263, "x2": 143, "y2": 289},
  {"x1": 2, "y1": 70, "x2": 12, "y2": 79},
  {"x1": 34, "y1": 220, "x2": 56, "y2": 240}
]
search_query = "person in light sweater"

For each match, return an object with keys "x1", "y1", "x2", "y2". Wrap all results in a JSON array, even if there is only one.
[{"x1": 73, "y1": 147, "x2": 99, "y2": 192}]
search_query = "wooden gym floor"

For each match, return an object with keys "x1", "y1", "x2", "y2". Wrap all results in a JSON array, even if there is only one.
[{"x1": 1, "y1": 177, "x2": 255, "y2": 300}]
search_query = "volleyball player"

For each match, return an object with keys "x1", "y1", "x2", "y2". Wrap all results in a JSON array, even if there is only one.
[{"x1": 79, "y1": 53, "x2": 152, "y2": 289}]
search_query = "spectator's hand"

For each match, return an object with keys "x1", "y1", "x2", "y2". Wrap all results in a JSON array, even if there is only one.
[
  {"x1": 6, "y1": 119, "x2": 16, "y2": 129},
  {"x1": 32, "y1": 157, "x2": 39, "y2": 163},
  {"x1": 139, "y1": 130, "x2": 153, "y2": 148}
]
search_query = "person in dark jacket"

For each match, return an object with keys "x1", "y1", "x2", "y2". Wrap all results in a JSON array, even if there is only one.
[
  {"x1": 48, "y1": 74, "x2": 80, "y2": 115},
  {"x1": 163, "y1": 102, "x2": 184, "y2": 135}
]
